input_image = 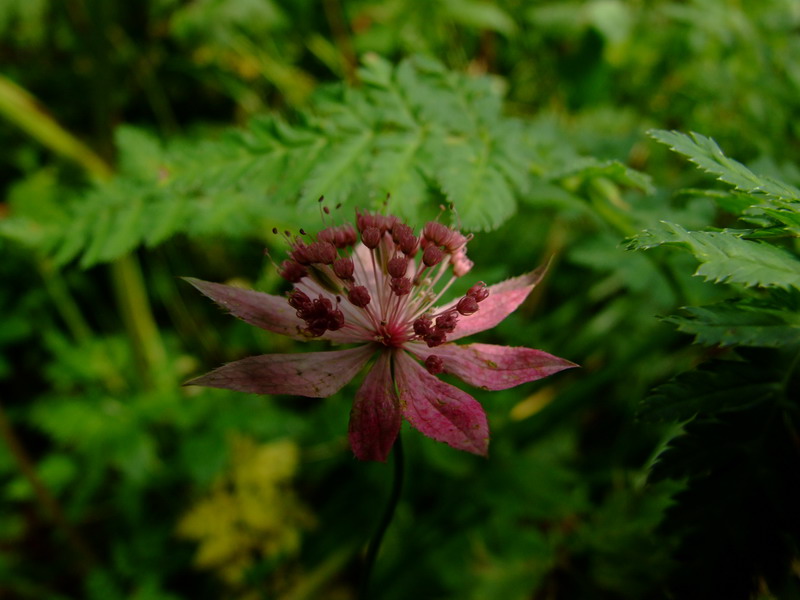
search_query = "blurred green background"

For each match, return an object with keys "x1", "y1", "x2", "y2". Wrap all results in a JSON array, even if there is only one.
[{"x1": 1, "y1": 1, "x2": 799, "y2": 598}]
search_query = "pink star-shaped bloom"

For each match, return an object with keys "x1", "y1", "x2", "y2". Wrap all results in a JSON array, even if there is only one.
[{"x1": 186, "y1": 212, "x2": 576, "y2": 461}]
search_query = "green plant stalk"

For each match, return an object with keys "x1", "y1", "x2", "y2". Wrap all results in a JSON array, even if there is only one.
[
  {"x1": 359, "y1": 435, "x2": 405, "y2": 600},
  {"x1": 110, "y1": 254, "x2": 168, "y2": 385},
  {"x1": 0, "y1": 75, "x2": 167, "y2": 386},
  {"x1": 0, "y1": 401, "x2": 97, "y2": 573},
  {"x1": 0, "y1": 75, "x2": 112, "y2": 182}
]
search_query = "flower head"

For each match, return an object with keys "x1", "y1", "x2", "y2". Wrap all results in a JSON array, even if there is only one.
[{"x1": 185, "y1": 212, "x2": 576, "y2": 461}]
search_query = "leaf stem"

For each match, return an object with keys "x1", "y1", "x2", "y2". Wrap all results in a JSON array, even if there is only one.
[{"x1": 359, "y1": 435, "x2": 404, "y2": 600}]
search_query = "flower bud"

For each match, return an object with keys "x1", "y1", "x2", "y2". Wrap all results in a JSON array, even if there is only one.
[
  {"x1": 388, "y1": 256, "x2": 409, "y2": 278},
  {"x1": 348, "y1": 285, "x2": 371, "y2": 308},
  {"x1": 422, "y1": 245, "x2": 445, "y2": 267},
  {"x1": 425, "y1": 355, "x2": 444, "y2": 375},
  {"x1": 333, "y1": 257, "x2": 355, "y2": 280},
  {"x1": 362, "y1": 227, "x2": 381, "y2": 249}
]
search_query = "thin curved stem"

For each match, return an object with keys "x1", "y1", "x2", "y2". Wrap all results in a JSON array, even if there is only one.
[{"x1": 359, "y1": 436, "x2": 404, "y2": 600}]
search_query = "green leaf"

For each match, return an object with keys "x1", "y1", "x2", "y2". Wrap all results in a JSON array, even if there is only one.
[
  {"x1": 639, "y1": 359, "x2": 783, "y2": 423},
  {"x1": 664, "y1": 299, "x2": 800, "y2": 348},
  {"x1": 650, "y1": 129, "x2": 800, "y2": 201},
  {"x1": 629, "y1": 221, "x2": 800, "y2": 290}
]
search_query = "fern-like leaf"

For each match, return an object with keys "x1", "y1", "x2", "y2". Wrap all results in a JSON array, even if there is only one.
[{"x1": 629, "y1": 221, "x2": 800, "y2": 290}]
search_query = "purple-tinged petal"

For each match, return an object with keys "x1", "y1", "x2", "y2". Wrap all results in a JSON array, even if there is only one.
[
  {"x1": 349, "y1": 351, "x2": 402, "y2": 462},
  {"x1": 407, "y1": 342, "x2": 577, "y2": 391},
  {"x1": 394, "y1": 350, "x2": 489, "y2": 456},
  {"x1": 186, "y1": 345, "x2": 375, "y2": 398},
  {"x1": 438, "y1": 264, "x2": 548, "y2": 341},
  {"x1": 184, "y1": 277, "x2": 305, "y2": 340}
]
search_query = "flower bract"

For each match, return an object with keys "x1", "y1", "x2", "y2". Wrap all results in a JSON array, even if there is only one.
[{"x1": 186, "y1": 211, "x2": 576, "y2": 461}]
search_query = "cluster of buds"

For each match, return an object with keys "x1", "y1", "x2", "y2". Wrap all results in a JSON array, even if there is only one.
[
  {"x1": 412, "y1": 281, "x2": 489, "y2": 349},
  {"x1": 288, "y1": 290, "x2": 345, "y2": 337},
  {"x1": 275, "y1": 210, "x2": 487, "y2": 355}
]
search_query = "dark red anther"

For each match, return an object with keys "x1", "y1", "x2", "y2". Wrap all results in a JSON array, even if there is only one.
[
  {"x1": 456, "y1": 296, "x2": 479, "y2": 316},
  {"x1": 310, "y1": 241, "x2": 337, "y2": 264},
  {"x1": 422, "y1": 245, "x2": 445, "y2": 267},
  {"x1": 435, "y1": 311, "x2": 458, "y2": 333},
  {"x1": 390, "y1": 277, "x2": 412, "y2": 296},
  {"x1": 425, "y1": 355, "x2": 444, "y2": 375},
  {"x1": 305, "y1": 318, "x2": 328, "y2": 337},
  {"x1": 423, "y1": 222, "x2": 450, "y2": 246},
  {"x1": 388, "y1": 256, "x2": 409, "y2": 278},
  {"x1": 467, "y1": 281, "x2": 489, "y2": 302},
  {"x1": 424, "y1": 330, "x2": 447, "y2": 347},
  {"x1": 413, "y1": 315, "x2": 432, "y2": 336},
  {"x1": 333, "y1": 257, "x2": 355, "y2": 280},
  {"x1": 319, "y1": 224, "x2": 357, "y2": 248},
  {"x1": 290, "y1": 240, "x2": 312, "y2": 265},
  {"x1": 391, "y1": 223, "x2": 413, "y2": 244},
  {"x1": 279, "y1": 259, "x2": 307, "y2": 282},
  {"x1": 288, "y1": 289, "x2": 312, "y2": 311},
  {"x1": 348, "y1": 286, "x2": 371, "y2": 308},
  {"x1": 423, "y1": 221, "x2": 466, "y2": 252},
  {"x1": 327, "y1": 309, "x2": 345, "y2": 331},
  {"x1": 362, "y1": 227, "x2": 381, "y2": 249}
]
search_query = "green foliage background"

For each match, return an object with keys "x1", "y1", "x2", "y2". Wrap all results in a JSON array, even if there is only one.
[{"x1": 1, "y1": 1, "x2": 799, "y2": 598}]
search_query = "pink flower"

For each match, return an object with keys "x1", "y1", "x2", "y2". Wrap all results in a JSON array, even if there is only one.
[{"x1": 186, "y1": 212, "x2": 576, "y2": 461}]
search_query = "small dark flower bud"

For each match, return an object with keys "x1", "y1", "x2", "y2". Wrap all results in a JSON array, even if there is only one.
[
  {"x1": 290, "y1": 241, "x2": 312, "y2": 265},
  {"x1": 456, "y1": 296, "x2": 479, "y2": 316},
  {"x1": 305, "y1": 319, "x2": 328, "y2": 337},
  {"x1": 390, "y1": 277, "x2": 412, "y2": 296},
  {"x1": 413, "y1": 315, "x2": 432, "y2": 336},
  {"x1": 362, "y1": 227, "x2": 381, "y2": 249},
  {"x1": 311, "y1": 241, "x2": 337, "y2": 264},
  {"x1": 279, "y1": 259, "x2": 307, "y2": 282},
  {"x1": 327, "y1": 309, "x2": 345, "y2": 331},
  {"x1": 435, "y1": 311, "x2": 458, "y2": 333},
  {"x1": 348, "y1": 285, "x2": 371, "y2": 308},
  {"x1": 425, "y1": 355, "x2": 444, "y2": 375},
  {"x1": 424, "y1": 330, "x2": 447, "y2": 347},
  {"x1": 333, "y1": 257, "x2": 355, "y2": 280},
  {"x1": 422, "y1": 245, "x2": 445, "y2": 267},
  {"x1": 467, "y1": 281, "x2": 489, "y2": 302},
  {"x1": 319, "y1": 224, "x2": 357, "y2": 248},
  {"x1": 388, "y1": 256, "x2": 409, "y2": 278},
  {"x1": 391, "y1": 223, "x2": 414, "y2": 244},
  {"x1": 423, "y1": 222, "x2": 450, "y2": 246},
  {"x1": 287, "y1": 289, "x2": 312, "y2": 311}
]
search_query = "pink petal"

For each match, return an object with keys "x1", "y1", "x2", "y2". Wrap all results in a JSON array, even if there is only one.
[
  {"x1": 407, "y1": 342, "x2": 577, "y2": 391},
  {"x1": 349, "y1": 351, "x2": 402, "y2": 462},
  {"x1": 185, "y1": 345, "x2": 375, "y2": 398},
  {"x1": 439, "y1": 264, "x2": 548, "y2": 341},
  {"x1": 184, "y1": 277, "x2": 305, "y2": 340},
  {"x1": 393, "y1": 350, "x2": 489, "y2": 456}
]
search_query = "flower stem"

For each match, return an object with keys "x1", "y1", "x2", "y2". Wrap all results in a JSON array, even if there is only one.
[{"x1": 359, "y1": 435, "x2": 404, "y2": 600}]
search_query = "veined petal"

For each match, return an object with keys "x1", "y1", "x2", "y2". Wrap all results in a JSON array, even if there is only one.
[
  {"x1": 186, "y1": 345, "x2": 375, "y2": 398},
  {"x1": 394, "y1": 351, "x2": 489, "y2": 456},
  {"x1": 438, "y1": 265, "x2": 548, "y2": 341},
  {"x1": 408, "y1": 342, "x2": 577, "y2": 391},
  {"x1": 184, "y1": 278, "x2": 305, "y2": 340},
  {"x1": 349, "y1": 351, "x2": 402, "y2": 462}
]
